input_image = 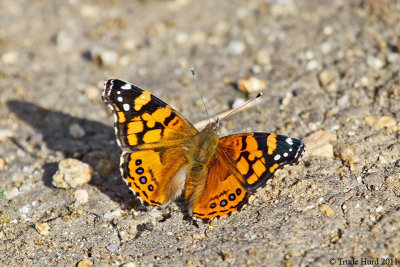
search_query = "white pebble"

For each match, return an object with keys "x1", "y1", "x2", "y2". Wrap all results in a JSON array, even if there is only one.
[
  {"x1": 227, "y1": 40, "x2": 246, "y2": 55},
  {"x1": 1, "y1": 51, "x2": 18, "y2": 64},
  {"x1": 73, "y1": 189, "x2": 89, "y2": 204},
  {"x1": 306, "y1": 60, "x2": 319, "y2": 71},
  {"x1": 323, "y1": 26, "x2": 333, "y2": 35},
  {"x1": 337, "y1": 95, "x2": 349, "y2": 106},
  {"x1": 69, "y1": 123, "x2": 85, "y2": 139},
  {"x1": 231, "y1": 98, "x2": 246, "y2": 109},
  {"x1": 106, "y1": 243, "x2": 118, "y2": 252},
  {"x1": 5, "y1": 187, "x2": 19, "y2": 200},
  {"x1": 367, "y1": 56, "x2": 384, "y2": 70},
  {"x1": 52, "y1": 158, "x2": 93, "y2": 189},
  {"x1": 320, "y1": 42, "x2": 331, "y2": 54},
  {"x1": 360, "y1": 76, "x2": 369, "y2": 87},
  {"x1": 55, "y1": 31, "x2": 74, "y2": 52}
]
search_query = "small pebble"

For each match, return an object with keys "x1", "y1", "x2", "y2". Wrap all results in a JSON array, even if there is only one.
[
  {"x1": 55, "y1": 31, "x2": 74, "y2": 52},
  {"x1": 148, "y1": 209, "x2": 162, "y2": 218},
  {"x1": 123, "y1": 39, "x2": 137, "y2": 50},
  {"x1": 104, "y1": 209, "x2": 123, "y2": 221},
  {"x1": 69, "y1": 123, "x2": 85, "y2": 139},
  {"x1": 323, "y1": 26, "x2": 333, "y2": 35},
  {"x1": 106, "y1": 243, "x2": 119, "y2": 252},
  {"x1": 305, "y1": 50, "x2": 314, "y2": 60},
  {"x1": 1, "y1": 51, "x2": 18, "y2": 64},
  {"x1": 189, "y1": 31, "x2": 207, "y2": 44},
  {"x1": 76, "y1": 259, "x2": 93, "y2": 267},
  {"x1": 5, "y1": 187, "x2": 19, "y2": 200},
  {"x1": 227, "y1": 40, "x2": 245, "y2": 55},
  {"x1": 337, "y1": 95, "x2": 349, "y2": 106},
  {"x1": 35, "y1": 223, "x2": 51, "y2": 236},
  {"x1": 319, "y1": 204, "x2": 335, "y2": 216},
  {"x1": 73, "y1": 189, "x2": 89, "y2": 204},
  {"x1": 387, "y1": 53, "x2": 399, "y2": 63},
  {"x1": 360, "y1": 76, "x2": 369, "y2": 87},
  {"x1": 0, "y1": 129, "x2": 13, "y2": 142},
  {"x1": 318, "y1": 70, "x2": 336, "y2": 87},
  {"x1": 231, "y1": 98, "x2": 246, "y2": 109},
  {"x1": 237, "y1": 76, "x2": 266, "y2": 93},
  {"x1": 175, "y1": 31, "x2": 188, "y2": 44},
  {"x1": 367, "y1": 55, "x2": 384, "y2": 70},
  {"x1": 375, "y1": 206, "x2": 383, "y2": 212},
  {"x1": 121, "y1": 263, "x2": 136, "y2": 267},
  {"x1": 90, "y1": 47, "x2": 119, "y2": 66},
  {"x1": 84, "y1": 86, "x2": 100, "y2": 100},
  {"x1": 365, "y1": 116, "x2": 397, "y2": 129},
  {"x1": 0, "y1": 157, "x2": 5, "y2": 169},
  {"x1": 306, "y1": 60, "x2": 319, "y2": 71},
  {"x1": 270, "y1": 1, "x2": 296, "y2": 15},
  {"x1": 193, "y1": 233, "x2": 206, "y2": 240},
  {"x1": 52, "y1": 158, "x2": 93, "y2": 189},
  {"x1": 303, "y1": 130, "x2": 337, "y2": 158},
  {"x1": 320, "y1": 41, "x2": 331, "y2": 54},
  {"x1": 335, "y1": 144, "x2": 355, "y2": 162},
  {"x1": 144, "y1": 222, "x2": 154, "y2": 231},
  {"x1": 256, "y1": 50, "x2": 271, "y2": 65},
  {"x1": 79, "y1": 4, "x2": 99, "y2": 17}
]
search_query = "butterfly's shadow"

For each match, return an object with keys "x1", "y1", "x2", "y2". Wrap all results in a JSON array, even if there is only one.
[{"x1": 7, "y1": 100, "x2": 138, "y2": 206}]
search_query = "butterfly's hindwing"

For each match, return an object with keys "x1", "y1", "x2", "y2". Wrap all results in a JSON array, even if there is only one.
[
  {"x1": 121, "y1": 148, "x2": 189, "y2": 206},
  {"x1": 187, "y1": 153, "x2": 249, "y2": 220}
]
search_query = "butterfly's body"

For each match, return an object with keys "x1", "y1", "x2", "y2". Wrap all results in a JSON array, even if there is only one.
[{"x1": 103, "y1": 79, "x2": 305, "y2": 220}]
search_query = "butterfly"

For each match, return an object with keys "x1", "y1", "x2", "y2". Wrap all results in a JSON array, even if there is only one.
[{"x1": 102, "y1": 79, "x2": 305, "y2": 220}]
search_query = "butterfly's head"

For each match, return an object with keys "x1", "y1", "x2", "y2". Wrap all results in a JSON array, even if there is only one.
[{"x1": 204, "y1": 120, "x2": 221, "y2": 136}]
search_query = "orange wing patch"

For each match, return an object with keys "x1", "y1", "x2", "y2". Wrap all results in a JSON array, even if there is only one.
[
  {"x1": 121, "y1": 148, "x2": 189, "y2": 205},
  {"x1": 186, "y1": 154, "x2": 248, "y2": 220},
  {"x1": 134, "y1": 91, "x2": 151, "y2": 111},
  {"x1": 102, "y1": 79, "x2": 198, "y2": 150},
  {"x1": 219, "y1": 133, "x2": 304, "y2": 191}
]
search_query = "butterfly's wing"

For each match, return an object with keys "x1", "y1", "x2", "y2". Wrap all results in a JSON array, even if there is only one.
[
  {"x1": 186, "y1": 152, "x2": 249, "y2": 220},
  {"x1": 188, "y1": 133, "x2": 305, "y2": 220},
  {"x1": 219, "y1": 133, "x2": 305, "y2": 191},
  {"x1": 103, "y1": 79, "x2": 198, "y2": 205},
  {"x1": 102, "y1": 79, "x2": 198, "y2": 150}
]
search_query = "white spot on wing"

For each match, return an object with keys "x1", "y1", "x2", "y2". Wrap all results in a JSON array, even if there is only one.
[
  {"x1": 117, "y1": 96, "x2": 123, "y2": 102},
  {"x1": 121, "y1": 83, "x2": 132, "y2": 90},
  {"x1": 274, "y1": 154, "x2": 281, "y2": 161},
  {"x1": 286, "y1": 138, "x2": 293, "y2": 145},
  {"x1": 123, "y1": 103, "x2": 130, "y2": 111},
  {"x1": 283, "y1": 152, "x2": 289, "y2": 157},
  {"x1": 117, "y1": 91, "x2": 121, "y2": 95}
]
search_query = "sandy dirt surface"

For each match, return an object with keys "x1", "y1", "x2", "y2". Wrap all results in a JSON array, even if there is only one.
[{"x1": 1, "y1": 0, "x2": 400, "y2": 266}]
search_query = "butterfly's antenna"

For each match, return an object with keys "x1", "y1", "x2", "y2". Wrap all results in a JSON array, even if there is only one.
[
  {"x1": 221, "y1": 92, "x2": 263, "y2": 121},
  {"x1": 191, "y1": 68, "x2": 211, "y2": 123}
]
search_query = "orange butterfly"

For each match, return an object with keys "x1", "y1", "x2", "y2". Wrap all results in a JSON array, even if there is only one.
[{"x1": 102, "y1": 79, "x2": 305, "y2": 220}]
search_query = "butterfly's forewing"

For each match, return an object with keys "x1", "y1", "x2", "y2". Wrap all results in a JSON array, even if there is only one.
[
  {"x1": 102, "y1": 79, "x2": 198, "y2": 151},
  {"x1": 103, "y1": 79, "x2": 198, "y2": 205},
  {"x1": 219, "y1": 133, "x2": 305, "y2": 191}
]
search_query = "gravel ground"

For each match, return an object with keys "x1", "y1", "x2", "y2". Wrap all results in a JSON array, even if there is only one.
[{"x1": 1, "y1": 0, "x2": 400, "y2": 266}]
